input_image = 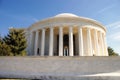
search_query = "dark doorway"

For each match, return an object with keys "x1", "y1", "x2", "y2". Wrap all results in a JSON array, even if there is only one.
[
  {"x1": 63, "y1": 35, "x2": 69, "y2": 56},
  {"x1": 56, "y1": 34, "x2": 75, "y2": 56}
]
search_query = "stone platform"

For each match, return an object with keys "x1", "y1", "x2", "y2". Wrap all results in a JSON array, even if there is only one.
[{"x1": 0, "y1": 56, "x2": 120, "y2": 80}]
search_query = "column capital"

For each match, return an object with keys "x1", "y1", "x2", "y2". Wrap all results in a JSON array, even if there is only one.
[
  {"x1": 30, "y1": 30, "x2": 34, "y2": 35},
  {"x1": 50, "y1": 27, "x2": 54, "y2": 29},
  {"x1": 49, "y1": 27, "x2": 54, "y2": 31},
  {"x1": 103, "y1": 32, "x2": 106, "y2": 36},
  {"x1": 42, "y1": 28, "x2": 45, "y2": 31},
  {"x1": 86, "y1": 27, "x2": 90, "y2": 30},
  {"x1": 78, "y1": 26, "x2": 82, "y2": 29},
  {"x1": 69, "y1": 26, "x2": 73, "y2": 29},
  {"x1": 59, "y1": 26, "x2": 63, "y2": 29},
  {"x1": 35, "y1": 30, "x2": 40, "y2": 34}
]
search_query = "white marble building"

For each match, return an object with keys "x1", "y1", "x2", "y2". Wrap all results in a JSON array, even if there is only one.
[{"x1": 25, "y1": 13, "x2": 108, "y2": 56}]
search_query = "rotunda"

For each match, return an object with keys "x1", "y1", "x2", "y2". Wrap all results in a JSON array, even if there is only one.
[{"x1": 26, "y1": 13, "x2": 108, "y2": 56}]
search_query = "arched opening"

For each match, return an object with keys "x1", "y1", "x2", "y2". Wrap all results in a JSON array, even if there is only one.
[
  {"x1": 63, "y1": 34, "x2": 69, "y2": 56},
  {"x1": 64, "y1": 46, "x2": 69, "y2": 56}
]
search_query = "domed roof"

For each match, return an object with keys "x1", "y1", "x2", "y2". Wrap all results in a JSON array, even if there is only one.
[
  {"x1": 29, "y1": 13, "x2": 106, "y2": 32},
  {"x1": 55, "y1": 13, "x2": 79, "y2": 17}
]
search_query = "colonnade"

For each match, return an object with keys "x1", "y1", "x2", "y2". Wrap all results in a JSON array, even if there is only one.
[{"x1": 29, "y1": 26, "x2": 108, "y2": 56}]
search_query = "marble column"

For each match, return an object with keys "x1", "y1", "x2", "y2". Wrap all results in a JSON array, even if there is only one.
[
  {"x1": 94, "y1": 30, "x2": 99, "y2": 56},
  {"x1": 27, "y1": 33, "x2": 30, "y2": 55},
  {"x1": 78, "y1": 27, "x2": 84, "y2": 56},
  {"x1": 41, "y1": 29, "x2": 45, "y2": 56},
  {"x1": 102, "y1": 33, "x2": 105, "y2": 56},
  {"x1": 49, "y1": 27, "x2": 54, "y2": 56},
  {"x1": 34, "y1": 30, "x2": 39, "y2": 56},
  {"x1": 100, "y1": 32, "x2": 104, "y2": 56},
  {"x1": 69, "y1": 26, "x2": 74, "y2": 56},
  {"x1": 103, "y1": 33, "x2": 108, "y2": 56},
  {"x1": 87, "y1": 28, "x2": 92, "y2": 56},
  {"x1": 30, "y1": 32, "x2": 34, "y2": 55},
  {"x1": 59, "y1": 27, "x2": 63, "y2": 56}
]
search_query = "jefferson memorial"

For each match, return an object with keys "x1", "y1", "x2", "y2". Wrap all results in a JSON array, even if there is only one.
[{"x1": 26, "y1": 13, "x2": 108, "y2": 56}]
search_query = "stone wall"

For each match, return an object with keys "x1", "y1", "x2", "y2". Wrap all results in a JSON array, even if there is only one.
[{"x1": 0, "y1": 56, "x2": 120, "y2": 80}]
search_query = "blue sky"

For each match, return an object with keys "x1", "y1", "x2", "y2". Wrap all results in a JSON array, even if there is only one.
[{"x1": 0, "y1": 0, "x2": 120, "y2": 54}]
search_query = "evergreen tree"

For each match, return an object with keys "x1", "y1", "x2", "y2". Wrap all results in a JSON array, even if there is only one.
[
  {"x1": 3, "y1": 28, "x2": 27, "y2": 56},
  {"x1": 0, "y1": 34, "x2": 2, "y2": 41},
  {"x1": 0, "y1": 42, "x2": 12, "y2": 56},
  {"x1": 0, "y1": 34, "x2": 2, "y2": 43},
  {"x1": 0, "y1": 35, "x2": 11, "y2": 56},
  {"x1": 108, "y1": 47, "x2": 119, "y2": 56}
]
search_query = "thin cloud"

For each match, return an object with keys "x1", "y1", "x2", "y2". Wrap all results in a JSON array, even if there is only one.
[
  {"x1": 93, "y1": 4, "x2": 116, "y2": 17},
  {"x1": 106, "y1": 21, "x2": 120, "y2": 29},
  {"x1": 0, "y1": 11, "x2": 39, "y2": 23},
  {"x1": 114, "y1": 25, "x2": 120, "y2": 29},
  {"x1": 97, "y1": 4, "x2": 116, "y2": 14},
  {"x1": 106, "y1": 21, "x2": 120, "y2": 41},
  {"x1": 32, "y1": 18, "x2": 39, "y2": 22},
  {"x1": 108, "y1": 32, "x2": 120, "y2": 41}
]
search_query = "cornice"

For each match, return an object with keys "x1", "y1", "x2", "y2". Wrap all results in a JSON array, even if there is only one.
[{"x1": 28, "y1": 17, "x2": 106, "y2": 32}]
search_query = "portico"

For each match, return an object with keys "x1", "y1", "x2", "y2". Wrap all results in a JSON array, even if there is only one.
[{"x1": 26, "y1": 13, "x2": 108, "y2": 56}]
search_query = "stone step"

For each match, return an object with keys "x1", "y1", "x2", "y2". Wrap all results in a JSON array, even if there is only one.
[{"x1": 0, "y1": 56, "x2": 120, "y2": 80}]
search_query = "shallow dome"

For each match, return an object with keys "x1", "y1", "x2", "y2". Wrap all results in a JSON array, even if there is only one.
[{"x1": 55, "y1": 13, "x2": 79, "y2": 17}]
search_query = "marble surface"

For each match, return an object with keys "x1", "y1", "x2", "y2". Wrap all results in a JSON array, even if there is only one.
[{"x1": 0, "y1": 56, "x2": 120, "y2": 79}]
